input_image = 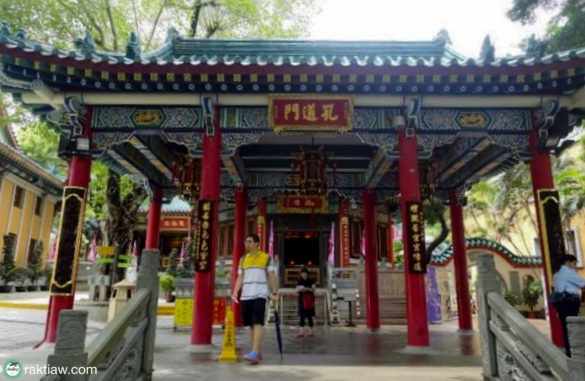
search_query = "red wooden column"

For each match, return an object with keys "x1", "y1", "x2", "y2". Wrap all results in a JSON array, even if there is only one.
[
  {"x1": 387, "y1": 210, "x2": 394, "y2": 268},
  {"x1": 529, "y1": 129, "x2": 564, "y2": 347},
  {"x1": 363, "y1": 189, "x2": 380, "y2": 330},
  {"x1": 46, "y1": 110, "x2": 93, "y2": 343},
  {"x1": 398, "y1": 129, "x2": 429, "y2": 347},
  {"x1": 449, "y1": 190, "x2": 473, "y2": 331},
  {"x1": 145, "y1": 186, "x2": 162, "y2": 249},
  {"x1": 338, "y1": 200, "x2": 350, "y2": 267},
  {"x1": 256, "y1": 199, "x2": 267, "y2": 252},
  {"x1": 191, "y1": 106, "x2": 221, "y2": 345},
  {"x1": 231, "y1": 188, "x2": 247, "y2": 327}
]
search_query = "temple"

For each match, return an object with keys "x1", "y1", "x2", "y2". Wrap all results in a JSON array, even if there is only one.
[{"x1": 1, "y1": 24, "x2": 584, "y2": 350}]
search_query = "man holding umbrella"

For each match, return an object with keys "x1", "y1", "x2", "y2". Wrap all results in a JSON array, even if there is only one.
[{"x1": 232, "y1": 234, "x2": 278, "y2": 364}]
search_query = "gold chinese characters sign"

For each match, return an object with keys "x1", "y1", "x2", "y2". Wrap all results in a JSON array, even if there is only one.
[
  {"x1": 276, "y1": 195, "x2": 329, "y2": 214},
  {"x1": 405, "y1": 201, "x2": 426, "y2": 274},
  {"x1": 269, "y1": 95, "x2": 353, "y2": 132},
  {"x1": 50, "y1": 187, "x2": 87, "y2": 295},
  {"x1": 194, "y1": 200, "x2": 214, "y2": 272},
  {"x1": 537, "y1": 189, "x2": 566, "y2": 293}
]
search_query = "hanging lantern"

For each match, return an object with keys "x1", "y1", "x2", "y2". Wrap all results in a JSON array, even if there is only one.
[
  {"x1": 176, "y1": 156, "x2": 201, "y2": 204},
  {"x1": 293, "y1": 146, "x2": 328, "y2": 195}
]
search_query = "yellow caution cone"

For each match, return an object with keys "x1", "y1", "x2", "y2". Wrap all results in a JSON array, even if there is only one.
[{"x1": 218, "y1": 307, "x2": 238, "y2": 362}]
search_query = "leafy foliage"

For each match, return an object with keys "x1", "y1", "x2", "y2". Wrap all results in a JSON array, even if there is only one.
[
  {"x1": 0, "y1": 234, "x2": 16, "y2": 285},
  {"x1": 27, "y1": 241, "x2": 43, "y2": 284},
  {"x1": 166, "y1": 248, "x2": 178, "y2": 277},
  {"x1": 508, "y1": 0, "x2": 585, "y2": 51},
  {"x1": 176, "y1": 239, "x2": 194, "y2": 279},
  {"x1": 16, "y1": 120, "x2": 67, "y2": 177}
]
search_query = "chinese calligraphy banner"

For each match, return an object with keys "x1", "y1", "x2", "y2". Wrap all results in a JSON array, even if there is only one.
[
  {"x1": 276, "y1": 195, "x2": 329, "y2": 214},
  {"x1": 405, "y1": 201, "x2": 426, "y2": 274},
  {"x1": 269, "y1": 95, "x2": 353, "y2": 132},
  {"x1": 50, "y1": 187, "x2": 87, "y2": 296},
  {"x1": 194, "y1": 199, "x2": 214, "y2": 272},
  {"x1": 537, "y1": 189, "x2": 566, "y2": 293}
]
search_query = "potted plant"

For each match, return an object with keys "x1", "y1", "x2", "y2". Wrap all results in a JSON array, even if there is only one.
[
  {"x1": 39, "y1": 268, "x2": 52, "y2": 291},
  {"x1": 159, "y1": 274, "x2": 175, "y2": 303},
  {"x1": 522, "y1": 281, "x2": 542, "y2": 318},
  {"x1": 166, "y1": 248, "x2": 178, "y2": 277},
  {"x1": 13, "y1": 267, "x2": 32, "y2": 292},
  {"x1": 0, "y1": 234, "x2": 16, "y2": 293},
  {"x1": 503, "y1": 290, "x2": 519, "y2": 308},
  {"x1": 27, "y1": 241, "x2": 43, "y2": 291}
]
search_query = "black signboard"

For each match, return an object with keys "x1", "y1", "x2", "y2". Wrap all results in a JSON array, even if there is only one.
[
  {"x1": 194, "y1": 199, "x2": 214, "y2": 272},
  {"x1": 50, "y1": 187, "x2": 86, "y2": 295},
  {"x1": 537, "y1": 189, "x2": 566, "y2": 291}
]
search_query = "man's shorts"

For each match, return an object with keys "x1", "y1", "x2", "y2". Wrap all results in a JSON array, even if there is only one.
[{"x1": 241, "y1": 298, "x2": 267, "y2": 326}]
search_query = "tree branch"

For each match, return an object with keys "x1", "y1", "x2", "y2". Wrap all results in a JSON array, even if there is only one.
[
  {"x1": 104, "y1": 0, "x2": 119, "y2": 51},
  {"x1": 189, "y1": 0, "x2": 203, "y2": 38},
  {"x1": 145, "y1": 0, "x2": 167, "y2": 51},
  {"x1": 132, "y1": 0, "x2": 141, "y2": 43},
  {"x1": 57, "y1": 0, "x2": 106, "y2": 48}
]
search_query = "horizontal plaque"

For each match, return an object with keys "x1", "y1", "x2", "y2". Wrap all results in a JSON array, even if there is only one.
[{"x1": 269, "y1": 95, "x2": 353, "y2": 132}]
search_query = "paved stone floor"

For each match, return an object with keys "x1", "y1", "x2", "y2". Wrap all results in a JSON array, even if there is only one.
[{"x1": 0, "y1": 296, "x2": 553, "y2": 381}]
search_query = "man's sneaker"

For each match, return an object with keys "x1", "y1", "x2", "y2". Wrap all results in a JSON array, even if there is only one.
[{"x1": 244, "y1": 351, "x2": 261, "y2": 364}]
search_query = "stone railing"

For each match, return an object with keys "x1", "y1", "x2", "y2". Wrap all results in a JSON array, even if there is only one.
[
  {"x1": 327, "y1": 267, "x2": 359, "y2": 325},
  {"x1": 476, "y1": 253, "x2": 585, "y2": 381},
  {"x1": 42, "y1": 249, "x2": 160, "y2": 381}
]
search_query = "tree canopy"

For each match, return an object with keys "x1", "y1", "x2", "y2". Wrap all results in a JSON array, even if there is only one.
[
  {"x1": 3, "y1": 0, "x2": 320, "y2": 255},
  {"x1": 508, "y1": 0, "x2": 585, "y2": 51}
]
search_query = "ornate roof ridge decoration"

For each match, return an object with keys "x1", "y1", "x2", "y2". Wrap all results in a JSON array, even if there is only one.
[
  {"x1": 430, "y1": 237, "x2": 542, "y2": 267},
  {"x1": 0, "y1": 139, "x2": 64, "y2": 189},
  {"x1": 2, "y1": 22, "x2": 585, "y2": 69}
]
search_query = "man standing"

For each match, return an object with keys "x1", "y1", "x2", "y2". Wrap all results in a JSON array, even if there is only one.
[
  {"x1": 232, "y1": 234, "x2": 278, "y2": 364},
  {"x1": 552, "y1": 254, "x2": 585, "y2": 357}
]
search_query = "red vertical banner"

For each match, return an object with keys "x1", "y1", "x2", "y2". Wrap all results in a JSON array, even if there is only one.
[
  {"x1": 256, "y1": 199, "x2": 267, "y2": 252},
  {"x1": 338, "y1": 200, "x2": 351, "y2": 267}
]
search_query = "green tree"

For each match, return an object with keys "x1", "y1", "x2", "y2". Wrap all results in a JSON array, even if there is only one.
[
  {"x1": 16, "y1": 120, "x2": 68, "y2": 177},
  {"x1": 2, "y1": 0, "x2": 319, "y2": 256},
  {"x1": 508, "y1": 0, "x2": 585, "y2": 51},
  {"x1": 0, "y1": 234, "x2": 16, "y2": 286},
  {"x1": 27, "y1": 241, "x2": 43, "y2": 285},
  {"x1": 167, "y1": 248, "x2": 178, "y2": 277}
]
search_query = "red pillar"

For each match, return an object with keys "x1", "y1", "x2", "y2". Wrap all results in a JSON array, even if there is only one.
[
  {"x1": 387, "y1": 211, "x2": 394, "y2": 268},
  {"x1": 256, "y1": 199, "x2": 267, "y2": 252},
  {"x1": 364, "y1": 189, "x2": 380, "y2": 330},
  {"x1": 231, "y1": 188, "x2": 247, "y2": 327},
  {"x1": 449, "y1": 190, "x2": 473, "y2": 331},
  {"x1": 46, "y1": 116, "x2": 93, "y2": 343},
  {"x1": 399, "y1": 129, "x2": 430, "y2": 347},
  {"x1": 145, "y1": 187, "x2": 162, "y2": 249},
  {"x1": 529, "y1": 129, "x2": 564, "y2": 347},
  {"x1": 191, "y1": 107, "x2": 221, "y2": 345}
]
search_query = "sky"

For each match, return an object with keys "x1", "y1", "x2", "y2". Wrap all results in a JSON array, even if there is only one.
[{"x1": 309, "y1": 0, "x2": 554, "y2": 58}]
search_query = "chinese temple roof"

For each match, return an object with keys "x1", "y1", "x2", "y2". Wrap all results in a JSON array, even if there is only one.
[
  {"x1": 138, "y1": 196, "x2": 191, "y2": 215},
  {"x1": 1, "y1": 25, "x2": 585, "y2": 96},
  {"x1": 0, "y1": 138, "x2": 64, "y2": 195}
]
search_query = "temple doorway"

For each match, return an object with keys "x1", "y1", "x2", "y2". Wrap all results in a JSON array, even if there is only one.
[{"x1": 282, "y1": 231, "x2": 322, "y2": 286}]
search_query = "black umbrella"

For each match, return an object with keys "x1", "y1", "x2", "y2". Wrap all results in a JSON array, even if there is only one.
[{"x1": 274, "y1": 302, "x2": 283, "y2": 360}]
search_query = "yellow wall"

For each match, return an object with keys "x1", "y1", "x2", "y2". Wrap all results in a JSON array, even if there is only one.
[
  {"x1": 0, "y1": 176, "x2": 58, "y2": 269},
  {"x1": 15, "y1": 191, "x2": 34, "y2": 267},
  {"x1": 0, "y1": 178, "x2": 14, "y2": 246}
]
